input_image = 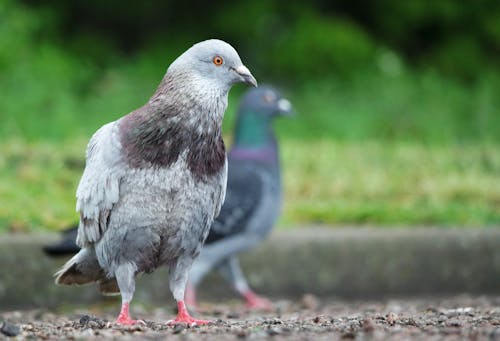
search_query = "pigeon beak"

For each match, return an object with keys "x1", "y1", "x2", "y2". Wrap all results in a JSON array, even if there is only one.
[
  {"x1": 234, "y1": 65, "x2": 258, "y2": 87},
  {"x1": 277, "y1": 98, "x2": 294, "y2": 116}
]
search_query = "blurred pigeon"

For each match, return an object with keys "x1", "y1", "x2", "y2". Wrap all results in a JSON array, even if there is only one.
[
  {"x1": 54, "y1": 39, "x2": 257, "y2": 326},
  {"x1": 44, "y1": 225, "x2": 78, "y2": 256},
  {"x1": 186, "y1": 85, "x2": 292, "y2": 310}
]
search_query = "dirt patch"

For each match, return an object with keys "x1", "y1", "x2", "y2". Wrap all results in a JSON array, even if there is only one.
[{"x1": 1, "y1": 295, "x2": 499, "y2": 340}]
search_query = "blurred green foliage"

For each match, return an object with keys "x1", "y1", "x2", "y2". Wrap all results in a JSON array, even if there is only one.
[
  {"x1": 282, "y1": 140, "x2": 500, "y2": 227},
  {"x1": 1, "y1": 0, "x2": 500, "y2": 142},
  {"x1": 2, "y1": 139, "x2": 499, "y2": 231},
  {"x1": 0, "y1": 0, "x2": 499, "y2": 229}
]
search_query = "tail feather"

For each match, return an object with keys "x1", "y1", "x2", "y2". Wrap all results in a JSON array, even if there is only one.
[
  {"x1": 98, "y1": 278, "x2": 120, "y2": 295},
  {"x1": 54, "y1": 248, "x2": 104, "y2": 286}
]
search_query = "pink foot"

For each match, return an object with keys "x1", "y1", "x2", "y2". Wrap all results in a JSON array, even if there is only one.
[
  {"x1": 115, "y1": 302, "x2": 146, "y2": 325},
  {"x1": 116, "y1": 316, "x2": 145, "y2": 325},
  {"x1": 243, "y1": 290, "x2": 274, "y2": 311},
  {"x1": 167, "y1": 301, "x2": 210, "y2": 326}
]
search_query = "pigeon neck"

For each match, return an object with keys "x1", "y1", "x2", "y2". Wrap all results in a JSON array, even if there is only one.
[
  {"x1": 229, "y1": 145, "x2": 277, "y2": 165},
  {"x1": 120, "y1": 77, "x2": 227, "y2": 178},
  {"x1": 230, "y1": 111, "x2": 277, "y2": 164},
  {"x1": 233, "y1": 111, "x2": 274, "y2": 148},
  {"x1": 150, "y1": 69, "x2": 229, "y2": 131}
]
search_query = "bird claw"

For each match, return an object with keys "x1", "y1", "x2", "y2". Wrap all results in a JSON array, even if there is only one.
[
  {"x1": 115, "y1": 302, "x2": 146, "y2": 326},
  {"x1": 115, "y1": 317, "x2": 146, "y2": 326},
  {"x1": 166, "y1": 317, "x2": 210, "y2": 327},
  {"x1": 168, "y1": 300, "x2": 211, "y2": 326},
  {"x1": 244, "y1": 293, "x2": 274, "y2": 311}
]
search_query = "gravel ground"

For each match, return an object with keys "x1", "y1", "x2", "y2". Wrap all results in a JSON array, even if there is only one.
[{"x1": 1, "y1": 295, "x2": 499, "y2": 340}]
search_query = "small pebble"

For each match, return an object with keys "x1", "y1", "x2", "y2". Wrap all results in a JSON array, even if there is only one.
[
  {"x1": 446, "y1": 318, "x2": 462, "y2": 327},
  {"x1": 489, "y1": 327, "x2": 500, "y2": 339},
  {"x1": 266, "y1": 326, "x2": 282, "y2": 335},
  {"x1": 0, "y1": 296, "x2": 498, "y2": 339},
  {"x1": 386, "y1": 312, "x2": 399, "y2": 326},
  {"x1": 235, "y1": 328, "x2": 248, "y2": 338},
  {"x1": 362, "y1": 318, "x2": 375, "y2": 332},
  {"x1": 341, "y1": 331, "x2": 356, "y2": 339},
  {"x1": 172, "y1": 323, "x2": 185, "y2": 334},
  {"x1": 0, "y1": 321, "x2": 21, "y2": 337}
]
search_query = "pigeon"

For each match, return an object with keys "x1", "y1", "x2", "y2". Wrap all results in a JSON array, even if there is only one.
[
  {"x1": 54, "y1": 39, "x2": 257, "y2": 326},
  {"x1": 44, "y1": 225, "x2": 79, "y2": 256},
  {"x1": 44, "y1": 85, "x2": 290, "y2": 311},
  {"x1": 185, "y1": 85, "x2": 292, "y2": 310}
]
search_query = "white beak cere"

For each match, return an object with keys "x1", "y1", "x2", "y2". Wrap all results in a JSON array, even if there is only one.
[
  {"x1": 277, "y1": 98, "x2": 292, "y2": 113},
  {"x1": 234, "y1": 65, "x2": 258, "y2": 87}
]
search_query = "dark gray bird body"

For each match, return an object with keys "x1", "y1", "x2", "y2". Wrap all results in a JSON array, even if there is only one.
[
  {"x1": 187, "y1": 86, "x2": 292, "y2": 309},
  {"x1": 205, "y1": 151, "x2": 280, "y2": 244},
  {"x1": 55, "y1": 39, "x2": 257, "y2": 325}
]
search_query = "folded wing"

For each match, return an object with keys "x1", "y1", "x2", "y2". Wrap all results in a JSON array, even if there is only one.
[
  {"x1": 206, "y1": 161, "x2": 263, "y2": 243},
  {"x1": 76, "y1": 121, "x2": 125, "y2": 247}
]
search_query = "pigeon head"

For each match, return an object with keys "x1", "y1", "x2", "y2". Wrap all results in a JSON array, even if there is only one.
[
  {"x1": 239, "y1": 85, "x2": 293, "y2": 118},
  {"x1": 167, "y1": 39, "x2": 257, "y2": 93},
  {"x1": 122, "y1": 39, "x2": 257, "y2": 174},
  {"x1": 232, "y1": 85, "x2": 293, "y2": 149}
]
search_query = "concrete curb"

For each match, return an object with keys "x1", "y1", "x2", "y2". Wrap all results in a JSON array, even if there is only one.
[{"x1": 0, "y1": 227, "x2": 499, "y2": 310}]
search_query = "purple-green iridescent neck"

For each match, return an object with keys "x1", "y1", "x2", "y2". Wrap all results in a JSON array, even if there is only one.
[
  {"x1": 233, "y1": 110, "x2": 274, "y2": 147},
  {"x1": 229, "y1": 144, "x2": 277, "y2": 164},
  {"x1": 230, "y1": 110, "x2": 278, "y2": 164}
]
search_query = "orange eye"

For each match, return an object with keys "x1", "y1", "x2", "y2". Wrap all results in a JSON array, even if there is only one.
[
  {"x1": 263, "y1": 91, "x2": 276, "y2": 103},
  {"x1": 263, "y1": 94, "x2": 274, "y2": 103},
  {"x1": 213, "y1": 55, "x2": 223, "y2": 66}
]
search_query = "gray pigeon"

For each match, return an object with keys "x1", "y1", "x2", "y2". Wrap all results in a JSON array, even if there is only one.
[
  {"x1": 186, "y1": 85, "x2": 292, "y2": 310},
  {"x1": 54, "y1": 39, "x2": 257, "y2": 326}
]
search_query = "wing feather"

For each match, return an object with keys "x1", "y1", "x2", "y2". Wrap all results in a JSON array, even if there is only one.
[
  {"x1": 75, "y1": 121, "x2": 125, "y2": 247},
  {"x1": 206, "y1": 161, "x2": 263, "y2": 243}
]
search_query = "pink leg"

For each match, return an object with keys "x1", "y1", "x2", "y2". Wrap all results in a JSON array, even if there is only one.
[
  {"x1": 115, "y1": 302, "x2": 145, "y2": 325},
  {"x1": 243, "y1": 290, "x2": 274, "y2": 311},
  {"x1": 167, "y1": 301, "x2": 210, "y2": 326}
]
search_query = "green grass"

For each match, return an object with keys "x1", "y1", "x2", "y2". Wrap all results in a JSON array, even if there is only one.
[
  {"x1": 0, "y1": 139, "x2": 84, "y2": 231},
  {"x1": 280, "y1": 140, "x2": 500, "y2": 227},
  {"x1": 1, "y1": 63, "x2": 500, "y2": 230},
  {"x1": 1, "y1": 139, "x2": 498, "y2": 232},
  {"x1": 1, "y1": 1, "x2": 499, "y2": 232},
  {"x1": 1, "y1": 61, "x2": 499, "y2": 230},
  {"x1": 1, "y1": 1, "x2": 499, "y2": 230}
]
